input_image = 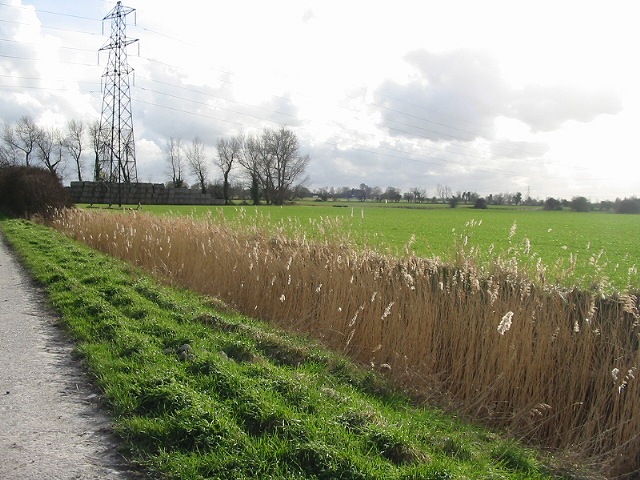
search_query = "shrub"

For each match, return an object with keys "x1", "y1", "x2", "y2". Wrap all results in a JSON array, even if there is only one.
[
  {"x1": 473, "y1": 198, "x2": 488, "y2": 209},
  {"x1": 0, "y1": 165, "x2": 72, "y2": 219},
  {"x1": 543, "y1": 197, "x2": 562, "y2": 211},
  {"x1": 570, "y1": 196, "x2": 591, "y2": 212},
  {"x1": 615, "y1": 197, "x2": 640, "y2": 214}
]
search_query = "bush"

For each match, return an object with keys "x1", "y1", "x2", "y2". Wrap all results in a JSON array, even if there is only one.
[
  {"x1": 570, "y1": 196, "x2": 591, "y2": 212},
  {"x1": 0, "y1": 166, "x2": 72, "y2": 219},
  {"x1": 543, "y1": 197, "x2": 562, "y2": 211},
  {"x1": 615, "y1": 197, "x2": 640, "y2": 214},
  {"x1": 473, "y1": 198, "x2": 488, "y2": 209}
]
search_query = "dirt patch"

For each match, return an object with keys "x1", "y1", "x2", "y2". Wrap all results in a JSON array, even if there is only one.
[{"x1": 0, "y1": 233, "x2": 142, "y2": 479}]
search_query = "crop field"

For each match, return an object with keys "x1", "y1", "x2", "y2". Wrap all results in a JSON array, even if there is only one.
[{"x1": 100, "y1": 203, "x2": 640, "y2": 292}]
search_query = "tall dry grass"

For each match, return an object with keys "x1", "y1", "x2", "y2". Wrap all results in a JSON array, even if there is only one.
[{"x1": 51, "y1": 208, "x2": 640, "y2": 477}]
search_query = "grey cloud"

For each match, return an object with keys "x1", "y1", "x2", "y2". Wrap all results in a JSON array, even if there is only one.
[
  {"x1": 375, "y1": 49, "x2": 509, "y2": 143},
  {"x1": 306, "y1": 136, "x2": 481, "y2": 194},
  {"x1": 135, "y1": 63, "x2": 241, "y2": 144},
  {"x1": 135, "y1": 59, "x2": 303, "y2": 150},
  {"x1": 255, "y1": 92, "x2": 302, "y2": 128},
  {"x1": 374, "y1": 48, "x2": 623, "y2": 144},
  {"x1": 489, "y1": 139, "x2": 550, "y2": 159}
]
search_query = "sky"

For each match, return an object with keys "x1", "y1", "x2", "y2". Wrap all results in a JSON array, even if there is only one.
[{"x1": 1, "y1": 0, "x2": 639, "y2": 201}]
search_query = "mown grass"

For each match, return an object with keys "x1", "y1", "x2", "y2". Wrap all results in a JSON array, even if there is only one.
[
  {"x1": 83, "y1": 203, "x2": 640, "y2": 292},
  {"x1": 0, "y1": 217, "x2": 578, "y2": 480}
]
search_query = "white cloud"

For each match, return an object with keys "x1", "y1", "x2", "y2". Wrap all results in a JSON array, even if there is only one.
[{"x1": 509, "y1": 84, "x2": 622, "y2": 133}]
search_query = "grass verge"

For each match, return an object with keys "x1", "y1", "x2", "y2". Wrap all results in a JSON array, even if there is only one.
[{"x1": 1, "y1": 218, "x2": 584, "y2": 480}]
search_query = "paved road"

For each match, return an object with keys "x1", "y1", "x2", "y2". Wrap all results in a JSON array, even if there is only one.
[{"x1": 0, "y1": 233, "x2": 140, "y2": 479}]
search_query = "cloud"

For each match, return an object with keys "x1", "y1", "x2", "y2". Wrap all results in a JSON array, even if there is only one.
[
  {"x1": 133, "y1": 60, "x2": 236, "y2": 143},
  {"x1": 375, "y1": 48, "x2": 623, "y2": 143},
  {"x1": 1, "y1": 3, "x2": 45, "y2": 119},
  {"x1": 375, "y1": 49, "x2": 509, "y2": 143},
  {"x1": 0, "y1": 2, "x2": 101, "y2": 128},
  {"x1": 489, "y1": 139, "x2": 550, "y2": 160},
  {"x1": 508, "y1": 84, "x2": 623, "y2": 132},
  {"x1": 301, "y1": 8, "x2": 315, "y2": 23}
]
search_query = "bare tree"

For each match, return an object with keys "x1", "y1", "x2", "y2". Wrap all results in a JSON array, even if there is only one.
[
  {"x1": 216, "y1": 135, "x2": 242, "y2": 205},
  {"x1": 64, "y1": 119, "x2": 84, "y2": 181},
  {"x1": 237, "y1": 127, "x2": 309, "y2": 205},
  {"x1": 239, "y1": 132, "x2": 265, "y2": 205},
  {"x1": 186, "y1": 136, "x2": 209, "y2": 193},
  {"x1": 384, "y1": 186, "x2": 402, "y2": 202},
  {"x1": 262, "y1": 126, "x2": 309, "y2": 205},
  {"x1": 437, "y1": 184, "x2": 452, "y2": 204},
  {"x1": 2, "y1": 116, "x2": 38, "y2": 166},
  {"x1": 0, "y1": 146, "x2": 12, "y2": 167},
  {"x1": 165, "y1": 137, "x2": 186, "y2": 188},
  {"x1": 410, "y1": 187, "x2": 426, "y2": 203},
  {"x1": 34, "y1": 126, "x2": 65, "y2": 175},
  {"x1": 1, "y1": 123, "x2": 19, "y2": 167},
  {"x1": 88, "y1": 120, "x2": 104, "y2": 181}
]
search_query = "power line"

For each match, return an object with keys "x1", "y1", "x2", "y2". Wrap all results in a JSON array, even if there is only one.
[
  {"x1": 0, "y1": 37, "x2": 98, "y2": 53},
  {"x1": 133, "y1": 73, "x2": 578, "y2": 171},
  {"x1": 0, "y1": 1, "x2": 100, "y2": 21},
  {"x1": 1, "y1": 3, "x2": 547, "y2": 157},
  {"x1": 0, "y1": 2, "x2": 606, "y2": 187},
  {"x1": 0, "y1": 83, "x2": 98, "y2": 93},
  {"x1": 133, "y1": 95, "x2": 598, "y2": 184},
  {"x1": 0, "y1": 73, "x2": 602, "y2": 185},
  {"x1": 0, "y1": 55, "x2": 584, "y2": 180},
  {"x1": 0, "y1": 52, "x2": 99, "y2": 68},
  {"x1": 0, "y1": 17, "x2": 102, "y2": 37}
]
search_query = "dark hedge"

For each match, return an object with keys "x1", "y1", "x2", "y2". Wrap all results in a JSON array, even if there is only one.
[{"x1": 0, "y1": 166, "x2": 73, "y2": 219}]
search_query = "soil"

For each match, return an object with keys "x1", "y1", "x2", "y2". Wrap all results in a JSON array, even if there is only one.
[{"x1": 0, "y1": 233, "x2": 142, "y2": 479}]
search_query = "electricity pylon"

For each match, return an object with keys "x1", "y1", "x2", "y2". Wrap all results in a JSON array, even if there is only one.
[{"x1": 97, "y1": 1, "x2": 138, "y2": 185}]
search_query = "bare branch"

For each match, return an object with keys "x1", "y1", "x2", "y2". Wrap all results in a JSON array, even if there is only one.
[
  {"x1": 216, "y1": 135, "x2": 242, "y2": 205},
  {"x1": 65, "y1": 120, "x2": 85, "y2": 181},
  {"x1": 165, "y1": 137, "x2": 186, "y2": 188},
  {"x1": 185, "y1": 136, "x2": 208, "y2": 193}
]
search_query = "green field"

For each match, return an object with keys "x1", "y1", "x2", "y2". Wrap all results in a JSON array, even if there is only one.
[{"x1": 95, "y1": 203, "x2": 640, "y2": 292}]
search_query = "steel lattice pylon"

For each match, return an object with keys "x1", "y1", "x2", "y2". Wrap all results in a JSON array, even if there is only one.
[{"x1": 97, "y1": 1, "x2": 138, "y2": 185}]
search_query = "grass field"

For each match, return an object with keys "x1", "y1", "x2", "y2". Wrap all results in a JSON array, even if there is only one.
[
  {"x1": 1, "y1": 218, "x2": 574, "y2": 480},
  {"x1": 91, "y1": 203, "x2": 640, "y2": 292}
]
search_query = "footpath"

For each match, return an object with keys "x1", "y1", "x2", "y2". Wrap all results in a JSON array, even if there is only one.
[{"x1": 0, "y1": 233, "x2": 139, "y2": 479}]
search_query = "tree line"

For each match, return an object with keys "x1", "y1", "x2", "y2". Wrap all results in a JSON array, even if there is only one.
[
  {"x1": 311, "y1": 184, "x2": 640, "y2": 214},
  {"x1": 166, "y1": 126, "x2": 309, "y2": 206},
  {"x1": 1, "y1": 115, "x2": 93, "y2": 181},
  {"x1": 1, "y1": 116, "x2": 310, "y2": 207},
  {"x1": 2, "y1": 116, "x2": 637, "y2": 212}
]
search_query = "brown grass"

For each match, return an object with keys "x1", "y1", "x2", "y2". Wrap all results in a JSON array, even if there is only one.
[{"x1": 51, "y1": 208, "x2": 640, "y2": 477}]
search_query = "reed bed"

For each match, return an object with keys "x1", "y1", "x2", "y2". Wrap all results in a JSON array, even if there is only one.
[{"x1": 51, "y1": 208, "x2": 640, "y2": 477}]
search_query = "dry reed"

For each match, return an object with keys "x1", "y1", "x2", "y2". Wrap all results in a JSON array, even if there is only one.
[{"x1": 51, "y1": 208, "x2": 640, "y2": 477}]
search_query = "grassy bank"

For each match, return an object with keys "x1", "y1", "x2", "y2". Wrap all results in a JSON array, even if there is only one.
[{"x1": 0, "y1": 218, "x2": 575, "y2": 479}]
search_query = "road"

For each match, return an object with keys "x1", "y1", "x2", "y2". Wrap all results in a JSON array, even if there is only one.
[{"x1": 0, "y1": 232, "x2": 140, "y2": 479}]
